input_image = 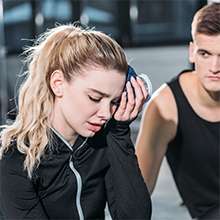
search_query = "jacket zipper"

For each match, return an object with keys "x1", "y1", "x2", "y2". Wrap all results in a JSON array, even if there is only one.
[
  {"x1": 51, "y1": 128, "x2": 87, "y2": 220},
  {"x1": 69, "y1": 137, "x2": 88, "y2": 220},
  {"x1": 69, "y1": 156, "x2": 84, "y2": 220}
]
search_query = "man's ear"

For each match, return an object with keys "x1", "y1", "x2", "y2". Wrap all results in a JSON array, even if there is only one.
[
  {"x1": 50, "y1": 70, "x2": 65, "y2": 97},
  {"x1": 189, "y1": 41, "x2": 195, "y2": 64}
]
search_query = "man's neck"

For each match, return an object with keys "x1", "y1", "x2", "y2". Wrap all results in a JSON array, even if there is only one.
[{"x1": 196, "y1": 79, "x2": 220, "y2": 108}]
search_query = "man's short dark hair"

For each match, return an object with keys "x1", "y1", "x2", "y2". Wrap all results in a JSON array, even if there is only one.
[{"x1": 192, "y1": 3, "x2": 220, "y2": 39}]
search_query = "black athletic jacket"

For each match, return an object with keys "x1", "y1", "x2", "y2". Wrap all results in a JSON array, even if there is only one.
[{"x1": 0, "y1": 119, "x2": 152, "y2": 219}]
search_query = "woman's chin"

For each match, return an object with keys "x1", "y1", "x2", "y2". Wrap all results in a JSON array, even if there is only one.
[{"x1": 79, "y1": 129, "x2": 96, "y2": 138}]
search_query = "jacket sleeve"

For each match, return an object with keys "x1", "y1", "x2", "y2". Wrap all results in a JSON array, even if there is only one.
[
  {"x1": 104, "y1": 119, "x2": 152, "y2": 220},
  {"x1": 0, "y1": 148, "x2": 48, "y2": 219}
]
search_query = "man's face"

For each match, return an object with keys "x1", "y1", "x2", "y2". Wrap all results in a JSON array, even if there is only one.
[{"x1": 189, "y1": 34, "x2": 220, "y2": 92}]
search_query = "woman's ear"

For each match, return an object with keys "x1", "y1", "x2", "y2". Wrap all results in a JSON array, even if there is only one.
[
  {"x1": 189, "y1": 41, "x2": 195, "y2": 64},
  {"x1": 50, "y1": 70, "x2": 65, "y2": 97}
]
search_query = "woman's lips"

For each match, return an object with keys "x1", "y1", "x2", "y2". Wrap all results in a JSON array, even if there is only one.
[{"x1": 87, "y1": 122, "x2": 103, "y2": 132}]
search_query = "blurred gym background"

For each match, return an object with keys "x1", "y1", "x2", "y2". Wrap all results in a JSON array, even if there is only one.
[
  {"x1": 0, "y1": 0, "x2": 207, "y2": 124},
  {"x1": 0, "y1": 1, "x2": 210, "y2": 219}
]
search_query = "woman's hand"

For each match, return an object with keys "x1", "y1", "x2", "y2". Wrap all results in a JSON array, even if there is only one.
[{"x1": 114, "y1": 76, "x2": 148, "y2": 122}]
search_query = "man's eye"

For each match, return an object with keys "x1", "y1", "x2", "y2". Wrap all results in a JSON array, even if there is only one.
[
  {"x1": 88, "y1": 96, "x2": 101, "y2": 102},
  {"x1": 199, "y1": 51, "x2": 210, "y2": 58}
]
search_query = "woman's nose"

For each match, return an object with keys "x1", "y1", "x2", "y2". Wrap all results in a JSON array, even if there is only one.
[{"x1": 97, "y1": 103, "x2": 112, "y2": 121}]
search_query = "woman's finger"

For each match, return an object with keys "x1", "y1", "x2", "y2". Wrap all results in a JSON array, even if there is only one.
[
  {"x1": 113, "y1": 91, "x2": 127, "y2": 120},
  {"x1": 136, "y1": 76, "x2": 148, "y2": 100},
  {"x1": 130, "y1": 77, "x2": 145, "y2": 113},
  {"x1": 122, "y1": 80, "x2": 135, "y2": 120}
]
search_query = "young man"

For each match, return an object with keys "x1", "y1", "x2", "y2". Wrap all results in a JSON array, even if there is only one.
[{"x1": 136, "y1": 3, "x2": 220, "y2": 220}]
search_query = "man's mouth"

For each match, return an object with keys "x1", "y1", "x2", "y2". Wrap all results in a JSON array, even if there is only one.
[{"x1": 207, "y1": 75, "x2": 220, "y2": 81}]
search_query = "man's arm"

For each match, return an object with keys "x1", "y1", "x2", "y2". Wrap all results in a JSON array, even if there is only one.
[{"x1": 136, "y1": 84, "x2": 178, "y2": 194}]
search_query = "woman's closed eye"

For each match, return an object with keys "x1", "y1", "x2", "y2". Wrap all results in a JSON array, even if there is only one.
[
  {"x1": 88, "y1": 95, "x2": 102, "y2": 102},
  {"x1": 88, "y1": 94, "x2": 121, "y2": 106}
]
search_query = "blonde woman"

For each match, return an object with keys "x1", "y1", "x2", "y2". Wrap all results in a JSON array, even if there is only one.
[{"x1": 0, "y1": 24, "x2": 151, "y2": 219}]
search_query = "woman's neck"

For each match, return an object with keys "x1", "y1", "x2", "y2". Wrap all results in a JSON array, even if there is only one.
[{"x1": 50, "y1": 110, "x2": 78, "y2": 146}]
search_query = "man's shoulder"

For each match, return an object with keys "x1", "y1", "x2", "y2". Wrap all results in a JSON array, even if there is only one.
[
  {"x1": 153, "y1": 83, "x2": 174, "y2": 102},
  {"x1": 145, "y1": 84, "x2": 178, "y2": 123},
  {"x1": 152, "y1": 84, "x2": 176, "y2": 110}
]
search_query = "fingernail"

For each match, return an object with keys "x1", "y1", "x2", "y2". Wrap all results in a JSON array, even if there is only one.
[{"x1": 131, "y1": 76, "x2": 135, "y2": 81}]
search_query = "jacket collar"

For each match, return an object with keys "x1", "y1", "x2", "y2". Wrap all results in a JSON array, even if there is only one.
[{"x1": 49, "y1": 128, "x2": 88, "y2": 154}]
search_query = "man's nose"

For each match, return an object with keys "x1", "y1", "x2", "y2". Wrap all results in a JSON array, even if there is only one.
[{"x1": 209, "y1": 56, "x2": 220, "y2": 74}]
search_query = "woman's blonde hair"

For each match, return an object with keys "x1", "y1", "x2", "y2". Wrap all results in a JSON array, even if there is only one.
[{"x1": 0, "y1": 24, "x2": 128, "y2": 177}]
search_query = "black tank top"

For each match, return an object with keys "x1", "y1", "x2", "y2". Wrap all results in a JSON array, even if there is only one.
[{"x1": 166, "y1": 72, "x2": 220, "y2": 218}]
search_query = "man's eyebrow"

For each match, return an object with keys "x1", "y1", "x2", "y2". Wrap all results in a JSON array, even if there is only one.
[{"x1": 197, "y1": 49, "x2": 212, "y2": 54}]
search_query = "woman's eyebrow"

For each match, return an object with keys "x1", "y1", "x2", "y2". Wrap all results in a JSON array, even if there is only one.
[
  {"x1": 87, "y1": 88, "x2": 110, "y2": 97},
  {"x1": 87, "y1": 88, "x2": 121, "y2": 100}
]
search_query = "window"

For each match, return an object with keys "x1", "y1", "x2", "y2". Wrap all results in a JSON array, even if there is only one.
[{"x1": 4, "y1": 0, "x2": 33, "y2": 53}]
